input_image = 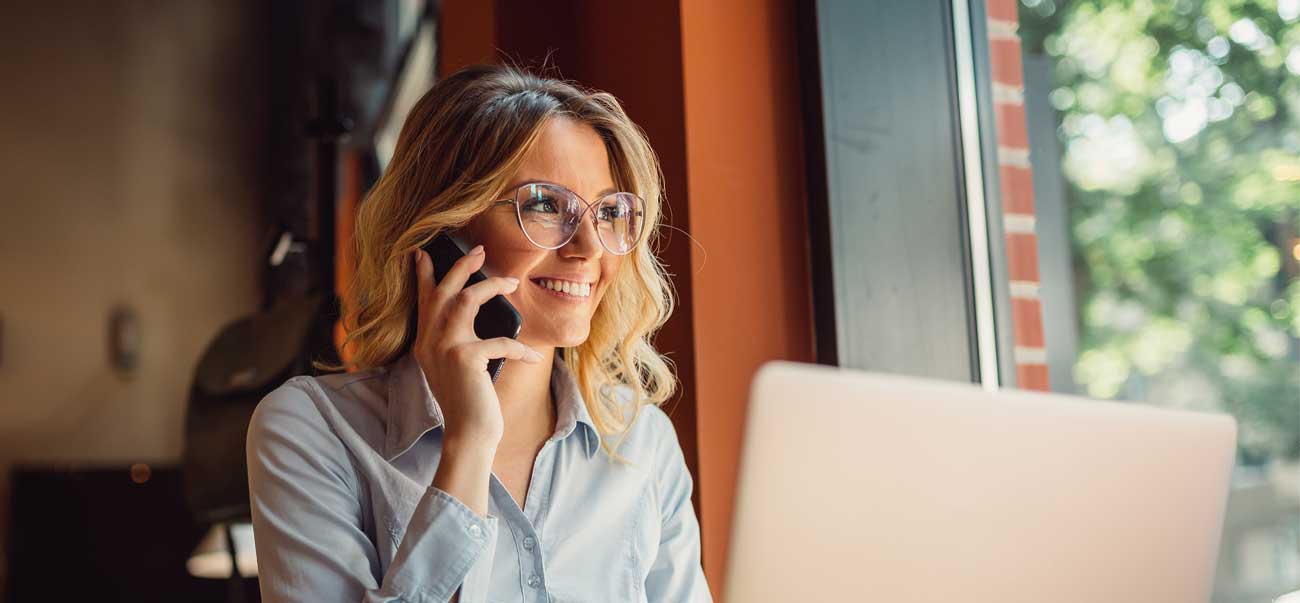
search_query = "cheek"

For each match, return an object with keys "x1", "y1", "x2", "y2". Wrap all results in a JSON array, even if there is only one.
[
  {"x1": 597, "y1": 257, "x2": 624, "y2": 301},
  {"x1": 477, "y1": 232, "x2": 545, "y2": 275},
  {"x1": 467, "y1": 214, "x2": 534, "y2": 257},
  {"x1": 603, "y1": 255, "x2": 623, "y2": 278}
]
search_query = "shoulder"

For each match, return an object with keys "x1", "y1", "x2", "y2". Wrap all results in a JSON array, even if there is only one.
[
  {"x1": 617, "y1": 401, "x2": 695, "y2": 517},
  {"x1": 632, "y1": 403, "x2": 679, "y2": 448},
  {"x1": 248, "y1": 369, "x2": 370, "y2": 432},
  {"x1": 246, "y1": 377, "x2": 336, "y2": 459},
  {"x1": 616, "y1": 399, "x2": 689, "y2": 473},
  {"x1": 246, "y1": 367, "x2": 389, "y2": 466}
]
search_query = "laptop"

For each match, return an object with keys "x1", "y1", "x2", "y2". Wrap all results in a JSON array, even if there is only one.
[{"x1": 724, "y1": 361, "x2": 1238, "y2": 603}]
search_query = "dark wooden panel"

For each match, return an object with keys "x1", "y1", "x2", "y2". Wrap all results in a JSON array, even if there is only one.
[{"x1": 6, "y1": 466, "x2": 254, "y2": 602}]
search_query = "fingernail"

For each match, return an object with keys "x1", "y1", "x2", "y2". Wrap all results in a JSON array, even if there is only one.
[
  {"x1": 470, "y1": 245, "x2": 484, "y2": 255},
  {"x1": 506, "y1": 277, "x2": 520, "y2": 286},
  {"x1": 529, "y1": 348, "x2": 544, "y2": 361}
]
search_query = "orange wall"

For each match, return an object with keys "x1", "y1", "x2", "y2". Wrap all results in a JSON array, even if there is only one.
[{"x1": 678, "y1": 0, "x2": 815, "y2": 596}]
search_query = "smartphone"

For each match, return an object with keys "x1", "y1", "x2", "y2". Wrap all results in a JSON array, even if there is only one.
[{"x1": 421, "y1": 231, "x2": 524, "y2": 383}]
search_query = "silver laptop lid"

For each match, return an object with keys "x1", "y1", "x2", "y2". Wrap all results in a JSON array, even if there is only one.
[{"x1": 725, "y1": 361, "x2": 1237, "y2": 603}]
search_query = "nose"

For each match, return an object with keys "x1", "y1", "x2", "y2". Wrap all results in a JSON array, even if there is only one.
[{"x1": 559, "y1": 208, "x2": 604, "y2": 260}]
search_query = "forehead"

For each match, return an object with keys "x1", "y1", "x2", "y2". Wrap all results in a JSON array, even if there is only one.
[{"x1": 512, "y1": 117, "x2": 615, "y2": 198}]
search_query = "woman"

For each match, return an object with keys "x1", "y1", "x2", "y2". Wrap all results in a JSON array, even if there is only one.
[{"x1": 246, "y1": 63, "x2": 712, "y2": 603}]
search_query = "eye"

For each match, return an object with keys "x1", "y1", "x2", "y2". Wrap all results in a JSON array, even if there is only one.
[
  {"x1": 597, "y1": 203, "x2": 628, "y2": 222},
  {"x1": 521, "y1": 195, "x2": 560, "y2": 214}
]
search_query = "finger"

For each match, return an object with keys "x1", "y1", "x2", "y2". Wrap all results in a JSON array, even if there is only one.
[
  {"x1": 445, "y1": 276, "x2": 521, "y2": 339},
  {"x1": 430, "y1": 244, "x2": 487, "y2": 314},
  {"x1": 463, "y1": 337, "x2": 545, "y2": 365}
]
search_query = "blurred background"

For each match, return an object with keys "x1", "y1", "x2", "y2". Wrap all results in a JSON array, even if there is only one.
[{"x1": 0, "y1": 1, "x2": 1294, "y2": 602}]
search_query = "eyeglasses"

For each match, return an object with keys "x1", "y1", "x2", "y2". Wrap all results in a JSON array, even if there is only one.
[{"x1": 492, "y1": 182, "x2": 645, "y2": 256}]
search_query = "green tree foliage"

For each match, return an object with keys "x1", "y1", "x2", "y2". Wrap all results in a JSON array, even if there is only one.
[{"x1": 1018, "y1": 0, "x2": 1300, "y2": 462}]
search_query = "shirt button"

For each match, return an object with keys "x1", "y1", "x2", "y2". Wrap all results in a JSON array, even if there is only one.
[
  {"x1": 527, "y1": 574, "x2": 541, "y2": 588},
  {"x1": 467, "y1": 524, "x2": 483, "y2": 539},
  {"x1": 522, "y1": 536, "x2": 536, "y2": 550}
]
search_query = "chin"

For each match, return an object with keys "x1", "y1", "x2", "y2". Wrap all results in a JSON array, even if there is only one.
[
  {"x1": 555, "y1": 330, "x2": 591, "y2": 349},
  {"x1": 522, "y1": 325, "x2": 591, "y2": 350}
]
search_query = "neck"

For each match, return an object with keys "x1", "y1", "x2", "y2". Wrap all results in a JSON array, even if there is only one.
[{"x1": 492, "y1": 345, "x2": 558, "y2": 444}]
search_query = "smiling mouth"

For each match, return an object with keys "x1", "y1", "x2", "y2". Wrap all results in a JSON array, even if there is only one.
[{"x1": 530, "y1": 278, "x2": 593, "y2": 301}]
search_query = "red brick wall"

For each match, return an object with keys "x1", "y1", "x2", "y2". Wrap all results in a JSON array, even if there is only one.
[{"x1": 986, "y1": 0, "x2": 1051, "y2": 391}]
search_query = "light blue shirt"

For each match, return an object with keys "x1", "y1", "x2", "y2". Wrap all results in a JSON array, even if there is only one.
[{"x1": 246, "y1": 351, "x2": 712, "y2": 602}]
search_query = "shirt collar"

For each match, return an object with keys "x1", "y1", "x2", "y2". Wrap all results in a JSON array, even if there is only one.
[{"x1": 384, "y1": 352, "x2": 602, "y2": 461}]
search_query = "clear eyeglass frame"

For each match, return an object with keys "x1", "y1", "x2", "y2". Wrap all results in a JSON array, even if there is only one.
[{"x1": 491, "y1": 182, "x2": 646, "y2": 256}]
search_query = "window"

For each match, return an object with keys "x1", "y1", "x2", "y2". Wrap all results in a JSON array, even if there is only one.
[{"x1": 1002, "y1": 1, "x2": 1300, "y2": 600}]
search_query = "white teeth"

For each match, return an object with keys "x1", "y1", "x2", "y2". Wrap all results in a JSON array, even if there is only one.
[{"x1": 537, "y1": 278, "x2": 591, "y2": 298}]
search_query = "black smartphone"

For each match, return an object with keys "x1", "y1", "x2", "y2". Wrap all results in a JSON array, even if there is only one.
[{"x1": 421, "y1": 231, "x2": 524, "y2": 383}]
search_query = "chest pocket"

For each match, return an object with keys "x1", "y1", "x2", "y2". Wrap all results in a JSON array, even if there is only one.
[{"x1": 546, "y1": 479, "x2": 657, "y2": 603}]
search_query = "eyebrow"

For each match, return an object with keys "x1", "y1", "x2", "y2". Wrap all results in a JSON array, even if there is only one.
[{"x1": 513, "y1": 179, "x2": 618, "y2": 200}]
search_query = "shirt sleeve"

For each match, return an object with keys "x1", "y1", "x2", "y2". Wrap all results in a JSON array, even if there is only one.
[
  {"x1": 246, "y1": 382, "x2": 498, "y2": 603},
  {"x1": 643, "y1": 408, "x2": 714, "y2": 602}
]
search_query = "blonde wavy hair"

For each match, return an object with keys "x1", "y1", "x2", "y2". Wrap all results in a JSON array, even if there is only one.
[{"x1": 318, "y1": 64, "x2": 678, "y2": 462}]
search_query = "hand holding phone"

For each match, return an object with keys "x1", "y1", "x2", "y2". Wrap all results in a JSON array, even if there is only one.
[
  {"x1": 410, "y1": 239, "x2": 539, "y2": 444},
  {"x1": 423, "y1": 233, "x2": 524, "y2": 382}
]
